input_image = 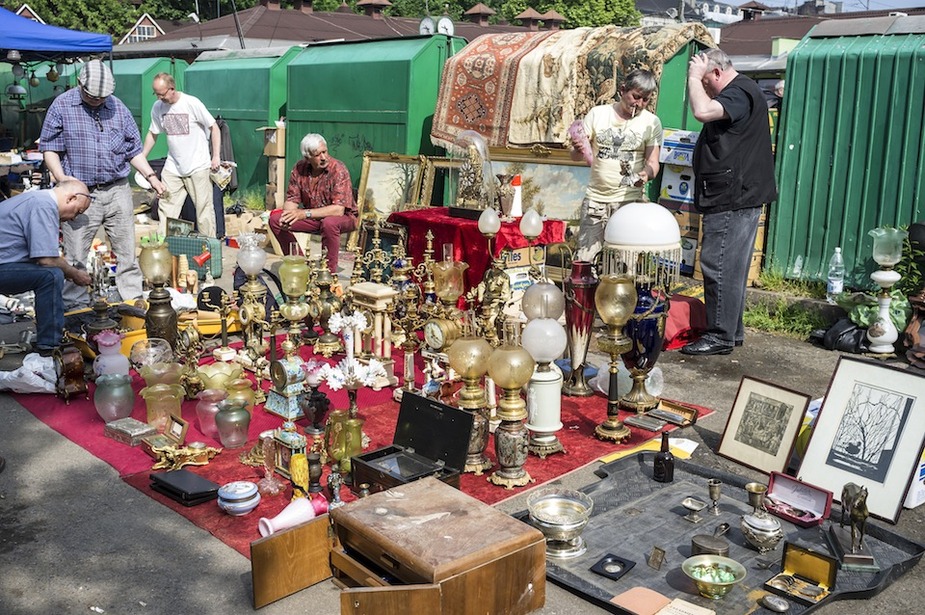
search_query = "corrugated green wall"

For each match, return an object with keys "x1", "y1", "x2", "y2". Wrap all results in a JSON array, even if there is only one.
[
  {"x1": 769, "y1": 20, "x2": 925, "y2": 287},
  {"x1": 112, "y1": 58, "x2": 187, "y2": 162},
  {"x1": 184, "y1": 47, "x2": 302, "y2": 194},
  {"x1": 286, "y1": 35, "x2": 465, "y2": 186}
]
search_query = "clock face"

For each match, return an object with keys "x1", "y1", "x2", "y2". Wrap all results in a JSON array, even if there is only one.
[
  {"x1": 424, "y1": 320, "x2": 444, "y2": 350},
  {"x1": 437, "y1": 16, "x2": 455, "y2": 36},
  {"x1": 418, "y1": 16, "x2": 436, "y2": 35}
]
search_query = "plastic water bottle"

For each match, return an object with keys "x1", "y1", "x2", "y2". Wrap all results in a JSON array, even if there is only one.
[{"x1": 826, "y1": 247, "x2": 845, "y2": 304}]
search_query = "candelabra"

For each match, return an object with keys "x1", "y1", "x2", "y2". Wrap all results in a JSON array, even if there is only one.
[
  {"x1": 594, "y1": 274, "x2": 637, "y2": 443},
  {"x1": 388, "y1": 239, "x2": 437, "y2": 398},
  {"x1": 867, "y1": 227, "x2": 908, "y2": 354},
  {"x1": 350, "y1": 217, "x2": 394, "y2": 285},
  {"x1": 487, "y1": 321, "x2": 536, "y2": 489},
  {"x1": 198, "y1": 287, "x2": 237, "y2": 363},
  {"x1": 314, "y1": 266, "x2": 343, "y2": 358},
  {"x1": 235, "y1": 232, "x2": 270, "y2": 370}
]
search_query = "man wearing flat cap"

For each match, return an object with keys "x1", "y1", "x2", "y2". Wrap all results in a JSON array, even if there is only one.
[{"x1": 40, "y1": 59, "x2": 166, "y2": 310}]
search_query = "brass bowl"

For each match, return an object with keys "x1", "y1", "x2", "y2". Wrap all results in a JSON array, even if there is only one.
[
  {"x1": 197, "y1": 362, "x2": 244, "y2": 391},
  {"x1": 682, "y1": 554, "x2": 747, "y2": 600}
]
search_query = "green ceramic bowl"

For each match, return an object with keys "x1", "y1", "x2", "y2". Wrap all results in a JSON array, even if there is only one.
[{"x1": 681, "y1": 554, "x2": 747, "y2": 599}]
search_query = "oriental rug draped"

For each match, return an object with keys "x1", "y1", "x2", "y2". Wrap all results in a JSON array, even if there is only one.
[{"x1": 13, "y1": 348, "x2": 711, "y2": 559}]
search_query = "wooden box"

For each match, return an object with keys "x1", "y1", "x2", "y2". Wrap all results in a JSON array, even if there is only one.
[
  {"x1": 140, "y1": 414, "x2": 188, "y2": 459},
  {"x1": 765, "y1": 471, "x2": 833, "y2": 527},
  {"x1": 331, "y1": 477, "x2": 546, "y2": 615},
  {"x1": 764, "y1": 542, "x2": 836, "y2": 606},
  {"x1": 351, "y1": 393, "x2": 472, "y2": 494}
]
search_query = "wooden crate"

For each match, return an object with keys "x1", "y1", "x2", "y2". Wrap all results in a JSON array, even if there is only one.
[{"x1": 331, "y1": 477, "x2": 546, "y2": 615}]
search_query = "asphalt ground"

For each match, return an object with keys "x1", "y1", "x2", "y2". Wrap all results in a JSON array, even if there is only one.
[{"x1": 1, "y1": 240, "x2": 923, "y2": 615}]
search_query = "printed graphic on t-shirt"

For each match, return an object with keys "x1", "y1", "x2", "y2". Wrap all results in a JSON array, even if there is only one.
[
  {"x1": 596, "y1": 127, "x2": 642, "y2": 160},
  {"x1": 162, "y1": 113, "x2": 190, "y2": 136}
]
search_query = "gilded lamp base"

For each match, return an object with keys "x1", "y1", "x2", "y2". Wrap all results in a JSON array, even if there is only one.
[
  {"x1": 488, "y1": 469, "x2": 534, "y2": 489},
  {"x1": 314, "y1": 334, "x2": 342, "y2": 358},
  {"x1": 528, "y1": 434, "x2": 565, "y2": 459},
  {"x1": 619, "y1": 373, "x2": 660, "y2": 414},
  {"x1": 595, "y1": 418, "x2": 631, "y2": 443},
  {"x1": 562, "y1": 366, "x2": 594, "y2": 397}
]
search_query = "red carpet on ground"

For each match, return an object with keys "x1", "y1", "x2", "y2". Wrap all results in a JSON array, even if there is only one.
[{"x1": 14, "y1": 350, "x2": 712, "y2": 559}]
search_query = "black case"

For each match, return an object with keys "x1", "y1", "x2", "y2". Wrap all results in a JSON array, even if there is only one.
[
  {"x1": 351, "y1": 393, "x2": 473, "y2": 494},
  {"x1": 150, "y1": 469, "x2": 219, "y2": 505}
]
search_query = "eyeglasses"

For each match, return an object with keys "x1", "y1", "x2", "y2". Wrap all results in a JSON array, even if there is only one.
[
  {"x1": 75, "y1": 193, "x2": 97, "y2": 203},
  {"x1": 153, "y1": 87, "x2": 174, "y2": 98},
  {"x1": 81, "y1": 87, "x2": 106, "y2": 102}
]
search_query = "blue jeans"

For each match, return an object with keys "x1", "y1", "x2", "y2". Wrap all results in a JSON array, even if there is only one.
[
  {"x1": 0, "y1": 262, "x2": 64, "y2": 350},
  {"x1": 699, "y1": 207, "x2": 761, "y2": 346}
]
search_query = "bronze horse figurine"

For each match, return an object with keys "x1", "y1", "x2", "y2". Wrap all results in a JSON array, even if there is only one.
[{"x1": 840, "y1": 483, "x2": 869, "y2": 553}]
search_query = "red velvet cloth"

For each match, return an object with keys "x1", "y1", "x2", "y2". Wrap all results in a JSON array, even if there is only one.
[
  {"x1": 388, "y1": 207, "x2": 566, "y2": 292},
  {"x1": 664, "y1": 293, "x2": 707, "y2": 350},
  {"x1": 14, "y1": 349, "x2": 711, "y2": 560}
]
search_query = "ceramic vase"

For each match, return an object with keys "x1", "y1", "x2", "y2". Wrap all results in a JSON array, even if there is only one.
[
  {"x1": 214, "y1": 399, "x2": 251, "y2": 448},
  {"x1": 195, "y1": 388, "x2": 227, "y2": 439},
  {"x1": 92, "y1": 330, "x2": 130, "y2": 378},
  {"x1": 93, "y1": 373, "x2": 135, "y2": 423},
  {"x1": 257, "y1": 497, "x2": 316, "y2": 537},
  {"x1": 562, "y1": 261, "x2": 598, "y2": 397}
]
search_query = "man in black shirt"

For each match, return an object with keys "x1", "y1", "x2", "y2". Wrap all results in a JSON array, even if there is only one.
[{"x1": 682, "y1": 49, "x2": 778, "y2": 356}]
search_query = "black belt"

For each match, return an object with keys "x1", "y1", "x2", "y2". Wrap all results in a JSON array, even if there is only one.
[{"x1": 87, "y1": 178, "x2": 124, "y2": 192}]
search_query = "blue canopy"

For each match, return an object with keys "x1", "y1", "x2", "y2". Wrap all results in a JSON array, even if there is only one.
[{"x1": 0, "y1": 8, "x2": 112, "y2": 61}]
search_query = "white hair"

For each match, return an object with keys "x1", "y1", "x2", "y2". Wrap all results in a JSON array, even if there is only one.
[{"x1": 300, "y1": 133, "x2": 327, "y2": 158}]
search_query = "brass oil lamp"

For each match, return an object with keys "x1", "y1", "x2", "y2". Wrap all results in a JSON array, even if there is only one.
[
  {"x1": 314, "y1": 266, "x2": 343, "y2": 358},
  {"x1": 594, "y1": 274, "x2": 637, "y2": 443},
  {"x1": 139, "y1": 238, "x2": 177, "y2": 351},
  {"x1": 446, "y1": 315, "x2": 493, "y2": 474}
]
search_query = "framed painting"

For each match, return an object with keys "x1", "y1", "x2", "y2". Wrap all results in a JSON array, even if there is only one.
[
  {"x1": 350, "y1": 152, "x2": 424, "y2": 250},
  {"x1": 418, "y1": 156, "x2": 461, "y2": 208},
  {"x1": 165, "y1": 217, "x2": 195, "y2": 237},
  {"x1": 717, "y1": 376, "x2": 811, "y2": 475},
  {"x1": 488, "y1": 145, "x2": 590, "y2": 225},
  {"x1": 797, "y1": 357, "x2": 925, "y2": 523}
]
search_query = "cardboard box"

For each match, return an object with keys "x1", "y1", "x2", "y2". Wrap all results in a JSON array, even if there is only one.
[
  {"x1": 659, "y1": 164, "x2": 695, "y2": 204},
  {"x1": 504, "y1": 265, "x2": 536, "y2": 293},
  {"x1": 499, "y1": 246, "x2": 545, "y2": 270},
  {"x1": 258, "y1": 125, "x2": 286, "y2": 158},
  {"x1": 659, "y1": 129, "x2": 699, "y2": 166},
  {"x1": 903, "y1": 449, "x2": 925, "y2": 508},
  {"x1": 660, "y1": 199, "x2": 700, "y2": 237}
]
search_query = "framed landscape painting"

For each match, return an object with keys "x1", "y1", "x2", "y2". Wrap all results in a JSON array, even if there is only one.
[
  {"x1": 797, "y1": 357, "x2": 925, "y2": 523},
  {"x1": 350, "y1": 152, "x2": 424, "y2": 249},
  {"x1": 717, "y1": 376, "x2": 811, "y2": 475}
]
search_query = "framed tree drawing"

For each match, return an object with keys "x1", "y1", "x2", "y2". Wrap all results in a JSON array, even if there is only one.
[
  {"x1": 717, "y1": 376, "x2": 811, "y2": 475},
  {"x1": 349, "y1": 152, "x2": 424, "y2": 250},
  {"x1": 797, "y1": 357, "x2": 925, "y2": 523}
]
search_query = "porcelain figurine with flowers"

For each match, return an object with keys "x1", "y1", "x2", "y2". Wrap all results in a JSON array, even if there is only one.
[{"x1": 318, "y1": 311, "x2": 386, "y2": 449}]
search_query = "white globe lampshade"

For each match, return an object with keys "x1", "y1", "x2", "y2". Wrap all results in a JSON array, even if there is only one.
[
  {"x1": 522, "y1": 318, "x2": 567, "y2": 364},
  {"x1": 604, "y1": 202, "x2": 681, "y2": 249},
  {"x1": 519, "y1": 209, "x2": 543, "y2": 240},
  {"x1": 521, "y1": 281, "x2": 565, "y2": 321},
  {"x1": 478, "y1": 207, "x2": 501, "y2": 236}
]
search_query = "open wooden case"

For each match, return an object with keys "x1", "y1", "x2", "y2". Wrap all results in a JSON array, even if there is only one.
[
  {"x1": 140, "y1": 414, "x2": 188, "y2": 459},
  {"x1": 351, "y1": 393, "x2": 473, "y2": 493},
  {"x1": 251, "y1": 477, "x2": 546, "y2": 614}
]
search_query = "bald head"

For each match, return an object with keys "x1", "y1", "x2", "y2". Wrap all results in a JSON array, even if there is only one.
[{"x1": 54, "y1": 179, "x2": 92, "y2": 221}]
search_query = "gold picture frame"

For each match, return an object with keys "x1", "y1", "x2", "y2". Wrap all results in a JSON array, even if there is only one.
[
  {"x1": 418, "y1": 156, "x2": 462, "y2": 209},
  {"x1": 349, "y1": 152, "x2": 424, "y2": 250}
]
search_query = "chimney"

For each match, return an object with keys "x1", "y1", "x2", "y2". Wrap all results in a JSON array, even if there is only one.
[
  {"x1": 539, "y1": 9, "x2": 566, "y2": 31},
  {"x1": 515, "y1": 7, "x2": 543, "y2": 31},
  {"x1": 464, "y1": 2, "x2": 496, "y2": 27},
  {"x1": 292, "y1": 0, "x2": 313, "y2": 13},
  {"x1": 356, "y1": 0, "x2": 391, "y2": 19}
]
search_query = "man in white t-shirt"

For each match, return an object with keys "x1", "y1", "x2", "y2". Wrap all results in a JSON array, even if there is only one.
[
  {"x1": 142, "y1": 73, "x2": 221, "y2": 238},
  {"x1": 570, "y1": 69, "x2": 663, "y2": 263}
]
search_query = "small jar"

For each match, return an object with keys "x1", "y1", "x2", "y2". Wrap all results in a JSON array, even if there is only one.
[{"x1": 741, "y1": 513, "x2": 784, "y2": 554}]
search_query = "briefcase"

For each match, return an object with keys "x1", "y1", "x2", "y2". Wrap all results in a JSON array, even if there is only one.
[{"x1": 166, "y1": 234, "x2": 223, "y2": 280}]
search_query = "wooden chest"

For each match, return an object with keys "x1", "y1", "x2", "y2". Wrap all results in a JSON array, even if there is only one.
[
  {"x1": 351, "y1": 393, "x2": 472, "y2": 494},
  {"x1": 330, "y1": 477, "x2": 546, "y2": 615}
]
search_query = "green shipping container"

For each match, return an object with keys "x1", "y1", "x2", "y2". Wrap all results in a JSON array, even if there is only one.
[
  {"x1": 770, "y1": 17, "x2": 925, "y2": 287},
  {"x1": 286, "y1": 35, "x2": 466, "y2": 187},
  {"x1": 112, "y1": 58, "x2": 187, "y2": 162},
  {"x1": 184, "y1": 46, "x2": 302, "y2": 194}
]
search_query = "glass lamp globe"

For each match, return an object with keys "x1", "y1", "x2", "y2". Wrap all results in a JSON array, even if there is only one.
[
  {"x1": 604, "y1": 202, "x2": 681, "y2": 248},
  {"x1": 869, "y1": 227, "x2": 908, "y2": 267},
  {"x1": 447, "y1": 336, "x2": 493, "y2": 380},
  {"x1": 11, "y1": 63, "x2": 25, "y2": 79},
  {"x1": 29, "y1": 72, "x2": 40, "y2": 88},
  {"x1": 519, "y1": 209, "x2": 543, "y2": 241},
  {"x1": 521, "y1": 281, "x2": 565, "y2": 321},
  {"x1": 595, "y1": 274, "x2": 637, "y2": 327},
  {"x1": 522, "y1": 318, "x2": 567, "y2": 365},
  {"x1": 279, "y1": 255, "x2": 309, "y2": 298},
  {"x1": 488, "y1": 342, "x2": 536, "y2": 391},
  {"x1": 478, "y1": 207, "x2": 502, "y2": 238},
  {"x1": 237, "y1": 232, "x2": 268, "y2": 276}
]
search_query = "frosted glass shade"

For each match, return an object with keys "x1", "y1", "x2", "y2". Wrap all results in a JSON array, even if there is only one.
[
  {"x1": 521, "y1": 281, "x2": 565, "y2": 321},
  {"x1": 447, "y1": 336, "x2": 493, "y2": 379},
  {"x1": 519, "y1": 209, "x2": 543, "y2": 240},
  {"x1": 488, "y1": 345, "x2": 536, "y2": 390},
  {"x1": 478, "y1": 207, "x2": 502, "y2": 236},
  {"x1": 604, "y1": 202, "x2": 681, "y2": 248},
  {"x1": 522, "y1": 318, "x2": 567, "y2": 364}
]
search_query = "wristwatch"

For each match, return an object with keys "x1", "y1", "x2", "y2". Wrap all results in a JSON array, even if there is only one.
[
  {"x1": 145, "y1": 172, "x2": 157, "y2": 179},
  {"x1": 305, "y1": 209, "x2": 312, "y2": 219}
]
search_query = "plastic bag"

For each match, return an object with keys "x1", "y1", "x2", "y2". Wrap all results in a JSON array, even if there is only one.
[
  {"x1": 588, "y1": 363, "x2": 664, "y2": 399},
  {"x1": 0, "y1": 353, "x2": 56, "y2": 394}
]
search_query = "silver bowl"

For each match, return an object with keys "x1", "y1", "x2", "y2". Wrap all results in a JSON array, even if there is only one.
[
  {"x1": 682, "y1": 554, "x2": 747, "y2": 599},
  {"x1": 527, "y1": 488, "x2": 594, "y2": 558}
]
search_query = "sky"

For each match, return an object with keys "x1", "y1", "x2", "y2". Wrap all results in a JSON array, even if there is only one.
[{"x1": 739, "y1": 0, "x2": 925, "y2": 12}]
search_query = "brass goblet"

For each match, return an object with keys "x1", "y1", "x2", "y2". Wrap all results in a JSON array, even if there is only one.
[
  {"x1": 708, "y1": 479, "x2": 722, "y2": 516},
  {"x1": 745, "y1": 482, "x2": 768, "y2": 515}
]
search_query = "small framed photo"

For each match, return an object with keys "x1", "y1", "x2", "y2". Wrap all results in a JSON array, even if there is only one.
[
  {"x1": 717, "y1": 376, "x2": 811, "y2": 475},
  {"x1": 165, "y1": 413, "x2": 189, "y2": 446},
  {"x1": 798, "y1": 357, "x2": 925, "y2": 523},
  {"x1": 166, "y1": 217, "x2": 195, "y2": 237}
]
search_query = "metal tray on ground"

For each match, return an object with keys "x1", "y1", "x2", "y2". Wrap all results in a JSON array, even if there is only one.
[{"x1": 516, "y1": 454, "x2": 924, "y2": 614}]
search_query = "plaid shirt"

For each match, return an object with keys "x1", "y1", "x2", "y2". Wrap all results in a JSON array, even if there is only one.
[
  {"x1": 285, "y1": 157, "x2": 357, "y2": 217},
  {"x1": 39, "y1": 88, "x2": 143, "y2": 186}
]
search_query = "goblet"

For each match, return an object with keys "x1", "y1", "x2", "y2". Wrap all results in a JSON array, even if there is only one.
[
  {"x1": 708, "y1": 479, "x2": 722, "y2": 516},
  {"x1": 745, "y1": 482, "x2": 768, "y2": 515}
]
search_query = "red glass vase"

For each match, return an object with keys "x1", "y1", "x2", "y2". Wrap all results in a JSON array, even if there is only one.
[{"x1": 562, "y1": 260, "x2": 598, "y2": 396}]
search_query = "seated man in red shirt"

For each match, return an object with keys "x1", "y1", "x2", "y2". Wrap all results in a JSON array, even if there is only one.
[{"x1": 268, "y1": 133, "x2": 357, "y2": 273}]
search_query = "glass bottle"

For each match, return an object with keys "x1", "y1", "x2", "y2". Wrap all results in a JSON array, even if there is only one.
[{"x1": 653, "y1": 432, "x2": 674, "y2": 483}]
